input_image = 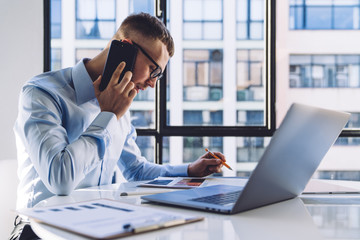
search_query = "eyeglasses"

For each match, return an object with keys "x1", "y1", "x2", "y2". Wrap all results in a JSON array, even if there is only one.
[{"x1": 132, "y1": 42, "x2": 163, "y2": 81}]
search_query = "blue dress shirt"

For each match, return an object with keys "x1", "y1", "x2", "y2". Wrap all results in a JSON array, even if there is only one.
[{"x1": 14, "y1": 59, "x2": 188, "y2": 209}]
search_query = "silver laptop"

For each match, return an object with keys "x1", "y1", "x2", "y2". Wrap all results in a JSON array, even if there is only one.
[{"x1": 142, "y1": 103, "x2": 350, "y2": 214}]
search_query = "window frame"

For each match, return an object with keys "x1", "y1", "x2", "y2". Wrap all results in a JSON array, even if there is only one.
[{"x1": 49, "y1": 0, "x2": 360, "y2": 165}]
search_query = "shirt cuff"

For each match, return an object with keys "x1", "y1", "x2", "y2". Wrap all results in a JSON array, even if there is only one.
[
  {"x1": 169, "y1": 164, "x2": 189, "y2": 177},
  {"x1": 91, "y1": 111, "x2": 117, "y2": 129}
]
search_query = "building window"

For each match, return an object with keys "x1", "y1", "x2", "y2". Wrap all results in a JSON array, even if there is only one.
[
  {"x1": 183, "y1": 49, "x2": 223, "y2": 101},
  {"x1": 237, "y1": 137, "x2": 267, "y2": 163},
  {"x1": 183, "y1": 110, "x2": 223, "y2": 126},
  {"x1": 183, "y1": 0, "x2": 223, "y2": 40},
  {"x1": 51, "y1": 0, "x2": 62, "y2": 39},
  {"x1": 236, "y1": 0, "x2": 265, "y2": 40},
  {"x1": 75, "y1": 48, "x2": 102, "y2": 63},
  {"x1": 131, "y1": 110, "x2": 154, "y2": 128},
  {"x1": 290, "y1": 55, "x2": 360, "y2": 88},
  {"x1": 130, "y1": 0, "x2": 154, "y2": 13},
  {"x1": 290, "y1": 0, "x2": 360, "y2": 30},
  {"x1": 237, "y1": 110, "x2": 264, "y2": 126},
  {"x1": 237, "y1": 49, "x2": 264, "y2": 101},
  {"x1": 184, "y1": 111, "x2": 203, "y2": 125},
  {"x1": 76, "y1": 0, "x2": 116, "y2": 39},
  {"x1": 51, "y1": 48, "x2": 62, "y2": 71}
]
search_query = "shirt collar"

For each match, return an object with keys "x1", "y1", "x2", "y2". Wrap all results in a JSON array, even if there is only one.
[{"x1": 72, "y1": 58, "x2": 96, "y2": 105}]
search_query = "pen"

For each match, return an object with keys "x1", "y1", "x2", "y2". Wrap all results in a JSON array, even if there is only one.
[
  {"x1": 205, "y1": 148, "x2": 233, "y2": 171},
  {"x1": 120, "y1": 189, "x2": 171, "y2": 196}
]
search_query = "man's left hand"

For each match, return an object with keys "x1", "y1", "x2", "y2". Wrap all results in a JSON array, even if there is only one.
[{"x1": 187, "y1": 152, "x2": 226, "y2": 177}]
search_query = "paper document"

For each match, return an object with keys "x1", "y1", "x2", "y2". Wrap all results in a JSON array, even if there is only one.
[
  {"x1": 138, "y1": 176, "x2": 248, "y2": 189},
  {"x1": 18, "y1": 199, "x2": 203, "y2": 239}
]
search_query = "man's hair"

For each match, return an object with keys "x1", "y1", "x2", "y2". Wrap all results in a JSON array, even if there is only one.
[{"x1": 119, "y1": 12, "x2": 174, "y2": 57}]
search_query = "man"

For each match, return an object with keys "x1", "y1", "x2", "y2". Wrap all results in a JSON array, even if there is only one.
[{"x1": 11, "y1": 13, "x2": 225, "y2": 239}]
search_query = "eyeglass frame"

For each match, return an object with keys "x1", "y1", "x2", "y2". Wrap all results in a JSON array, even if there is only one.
[{"x1": 132, "y1": 41, "x2": 163, "y2": 81}]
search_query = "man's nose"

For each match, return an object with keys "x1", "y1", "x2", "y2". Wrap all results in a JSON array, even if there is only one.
[{"x1": 146, "y1": 78, "x2": 157, "y2": 88}]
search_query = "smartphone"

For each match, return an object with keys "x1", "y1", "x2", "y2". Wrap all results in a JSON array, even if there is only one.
[{"x1": 99, "y1": 39, "x2": 138, "y2": 91}]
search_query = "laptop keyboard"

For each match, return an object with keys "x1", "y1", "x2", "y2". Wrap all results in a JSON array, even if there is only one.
[{"x1": 190, "y1": 190, "x2": 242, "y2": 206}]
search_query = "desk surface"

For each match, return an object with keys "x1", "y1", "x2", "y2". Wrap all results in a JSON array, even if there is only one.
[{"x1": 30, "y1": 179, "x2": 360, "y2": 240}]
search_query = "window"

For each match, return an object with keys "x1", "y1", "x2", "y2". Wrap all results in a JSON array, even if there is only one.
[
  {"x1": 51, "y1": 48, "x2": 61, "y2": 70},
  {"x1": 290, "y1": 0, "x2": 360, "y2": 30},
  {"x1": 237, "y1": 49, "x2": 264, "y2": 102},
  {"x1": 129, "y1": 0, "x2": 154, "y2": 13},
  {"x1": 51, "y1": 0, "x2": 61, "y2": 39},
  {"x1": 46, "y1": 0, "x2": 274, "y2": 178},
  {"x1": 75, "y1": 48, "x2": 101, "y2": 63},
  {"x1": 76, "y1": 0, "x2": 116, "y2": 39},
  {"x1": 236, "y1": 0, "x2": 265, "y2": 40},
  {"x1": 290, "y1": 55, "x2": 360, "y2": 88},
  {"x1": 183, "y1": 49, "x2": 223, "y2": 101},
  {"x1": 183, "y1": 0, "x2": 223, "y2": 40}
]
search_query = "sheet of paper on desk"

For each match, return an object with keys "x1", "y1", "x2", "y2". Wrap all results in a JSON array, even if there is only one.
[
  {"x1": 17, "y1": 199, "x2": 203, "y2": 239},
  {"x1": 138, "y1": 176, "x2": 248, "y2": 189}
]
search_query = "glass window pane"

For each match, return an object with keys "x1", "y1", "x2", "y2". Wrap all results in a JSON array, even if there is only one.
[
  {"x1": 184, "y1": 0, "x2": 202, "y2": 20},
  {"x1": 75, "y1": 48, "x2": 101, "y2": 62},
  {"x1": 237, "y1": 0, "x2": 248, "y2": 21},
  {"x1": 250, "y1": 49, "x2": 264, "y2": 61},
  {"x1": 306, "y1": 7, "x2": 332, "y2": 29},
  {"x1": 97, "y1": 0, "x2": 115, "y2": 19},
  {"x1": 210, "y1": 62, "x2": 222, "y2": 85},
  {"x1": 290, "y1": 55, "x2": 312, "y2": 65},
  {"x1": 334, "y1": 7, "x2": 355, "y2": 29},
  {"x1": 51, "y1": 0, "x2": 61, "y2": 39},
  {"x1": 203, "y1": 0, "x2": 222, "y2": 20},
  {"x1": 250, "y1": 62, "x2": 263, "y2": 85},
  {"x1": 184, "y1": 111, "x2": 203, "y2": 125},
  {"x1": 237, "y1": 22, "x2": 248, "y2": 39},
  {"x1": 76, "y1": 21, "x2": 96, "y2": 38},
  {"x1": 183, "y1": 22, "x2": 202, "y2": 39},
  {"x1": 130, "y1": 0, "x2": 154, "y2": 14},
  {"x1": 184, "y1": 50, "x2": 209, "y2": 61},
  {"x1": 250, "y1": 22, "x2": 263, "y2": 39},
  {"x1": 333, "y1": 0, "x2": 359, "y2": 5},
  {"x1": 183, "y1": 62, "x2": 196, "y2": 86},
  {"x1": 135, "y1": 136, "x2": 155, "y2": 163},
  {"x1": 313, "y1": 55, "x2": 335, "y2": 64},
  {"x1": 306, "y1": 0, "x2": 332, "y2": 6},
  {"x1": 251, "y1": 0, "x2": 264, "y2": 21},
  {"x1": 203, "y1": 22, "x2": 222, "y2": 39},
  {"x1": 51, "y1": 48, "x2": 62, "y2": 71},
  {"x1": 337, "y1": 55, "x2": 359, "y2": 64},
  {"x1": 237, "y1": 62, "x2": 249, "y2": 87},
  {"x1": 77, "y1": 0, "x2": 96, "y2": 19},
  {"x1": 197, "y1": 62, "x2": 209, "y2": 85},
  {"x1": 130, "y1": 110, "x2": 155, "y2": 128},
  {"x1": 237, "y1": 50, "x2": 249, "y2": 60},
  {"x1": 98, "y1": 22, "x2": 116, "y2": 38}
]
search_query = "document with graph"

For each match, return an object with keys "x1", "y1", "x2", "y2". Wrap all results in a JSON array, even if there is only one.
[{"x1": 17, "y1": 199, "x2": 203, "y2": 239}]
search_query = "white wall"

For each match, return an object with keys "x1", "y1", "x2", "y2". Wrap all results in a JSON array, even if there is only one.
[
  {"x1": 0, "y1": 0, "x2": 43, "y2": 160},
  {"x1": 0, "y1": 1, "x2": 43, "y2": 236}
]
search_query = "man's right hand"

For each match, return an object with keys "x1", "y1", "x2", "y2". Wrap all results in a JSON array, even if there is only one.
[{"x1": 93, "y1": 62, "x2": 137, "y2": 119}]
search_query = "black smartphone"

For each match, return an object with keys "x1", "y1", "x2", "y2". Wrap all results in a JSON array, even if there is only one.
[{"x1": 99, "y1": 39, "x2": 138, "y2": 91}]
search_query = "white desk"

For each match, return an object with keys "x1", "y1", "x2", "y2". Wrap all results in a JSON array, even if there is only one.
[{"x1": 30, "y1": 179, "x2": 360, "y2": 240}]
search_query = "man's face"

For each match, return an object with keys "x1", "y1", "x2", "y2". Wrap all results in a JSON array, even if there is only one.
[{"x1": 130, "y1": 38, "x2": 169, "y2": 93}]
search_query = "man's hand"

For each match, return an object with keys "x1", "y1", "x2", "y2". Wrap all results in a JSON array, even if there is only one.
[
  {"x1": 187, "y1": 152, "x2": 226, "y2": 177},
  {"x1": 93, "y1": 62, "x2": 137, "y2": 119}
]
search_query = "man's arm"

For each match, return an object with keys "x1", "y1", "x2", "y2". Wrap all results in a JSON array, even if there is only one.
[
  {"x1": 15, "y1": 86, "x2": 123, "y2": 195},
  {"x1": 117, "y1": 125, "x2": 224, "y2": 180}
]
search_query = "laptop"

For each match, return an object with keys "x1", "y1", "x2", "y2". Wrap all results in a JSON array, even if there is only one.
[{"x1": 142, "y1": 103, "x2": 350, "y2": 214}]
